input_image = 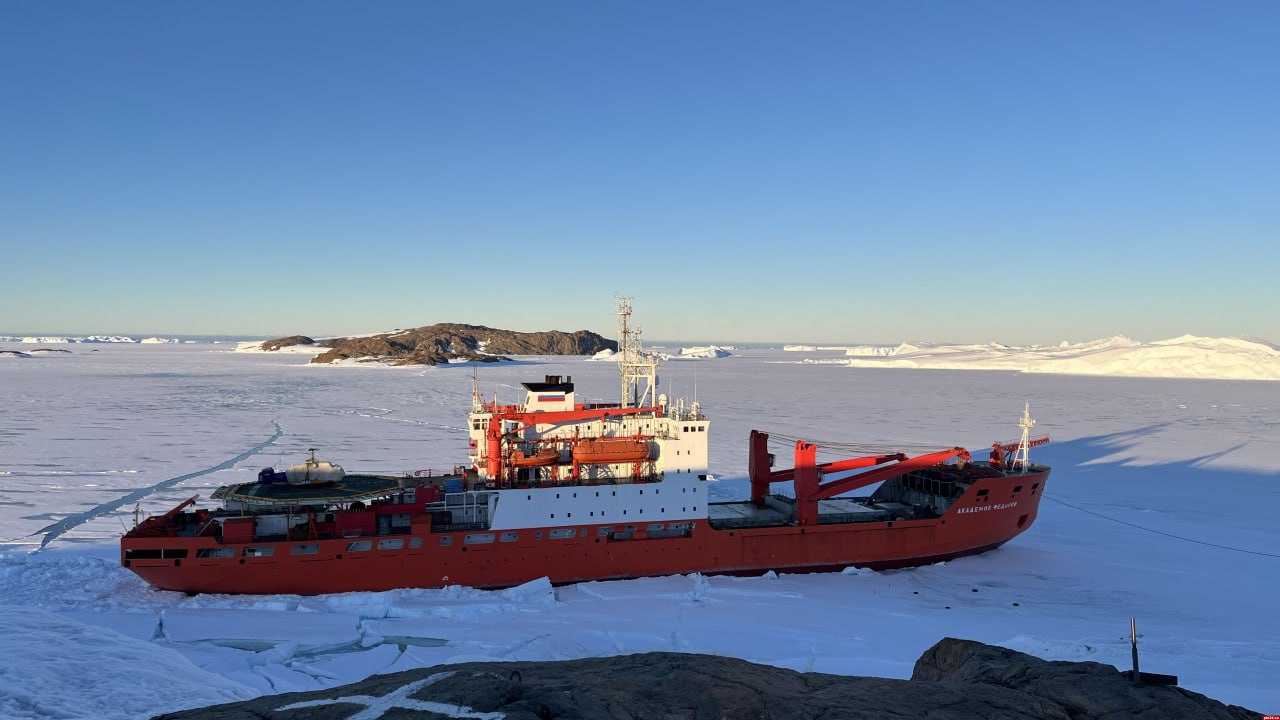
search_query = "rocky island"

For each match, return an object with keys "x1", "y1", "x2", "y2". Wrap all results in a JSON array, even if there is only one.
[{"x1": 253, "y1": 324, "x2": 616, "y2": 366}]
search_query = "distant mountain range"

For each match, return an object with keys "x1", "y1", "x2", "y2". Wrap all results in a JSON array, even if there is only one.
[
  {"x1": 0, "y1": 335, "x2": 261, "y2": 344},
  {"x1": 11, "y1": 330, "x2": 1278, "y2": 381},
  {"x1": 0, "y1": 335, "x2": 186, "y2": 344}
]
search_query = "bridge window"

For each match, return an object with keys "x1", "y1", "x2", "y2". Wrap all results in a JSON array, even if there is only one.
[
  {"x1": 195, "y1": 548, "x2": 235, "y2": 559},
  {"x1": 124, "y1": 549, "x2": 162, "y2": 560}
]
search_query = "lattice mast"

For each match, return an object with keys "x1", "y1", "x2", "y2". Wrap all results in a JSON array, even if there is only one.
[
  {"x1": 616, "y1": 295, "x2": 659, "y2": 408},
  {"x1": 1013, "y1": 402, "x2": 1036, "y2": 473}
]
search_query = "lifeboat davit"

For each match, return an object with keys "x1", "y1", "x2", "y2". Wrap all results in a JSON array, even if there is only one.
[
  {"x1": 573, "y1": 438, "x2": 653, "y2": 464},
  {"x1": 508, "y1": 449, "x2": 561, "y2": 467}
]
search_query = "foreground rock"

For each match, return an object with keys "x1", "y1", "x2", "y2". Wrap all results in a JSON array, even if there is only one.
[
  {"x1": 257, "y1": 324, "x2": 615, "y2": 366},
  {"x1": 153, "y1": 638, "x2": 1259, "y2": 720}
]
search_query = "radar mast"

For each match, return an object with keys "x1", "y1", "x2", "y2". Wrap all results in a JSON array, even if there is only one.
[
  {"x1": 1013, "y1": 402, "x2": 1036, "y2": 473},
  {"x1": 616, "y1": 295, "x2": 659, "y2": 408}
]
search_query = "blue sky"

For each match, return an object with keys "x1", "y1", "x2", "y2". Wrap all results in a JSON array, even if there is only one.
[{"x1": 2, "y1": 2, "x2": 1277, "y2": 344}]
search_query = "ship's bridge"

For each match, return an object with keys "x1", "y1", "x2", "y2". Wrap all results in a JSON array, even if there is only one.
[
  {"x1": 465, "y1": 370, "x2": 711, "y2": 487},
  {"x1": 521, "y1": 375, "x2": 575, "y2": 412}
]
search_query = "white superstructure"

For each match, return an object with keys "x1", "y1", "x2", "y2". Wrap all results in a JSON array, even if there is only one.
[{"x1": 463, "y1": 299, "x2": 709, "y2": 531}]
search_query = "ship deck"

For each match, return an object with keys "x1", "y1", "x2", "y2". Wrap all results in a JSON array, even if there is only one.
[
  {"x1": 708, "y1": 496, "x2": 910, "y2": 529},
  {"x1": 213, "y1": 474, "x2": 409, "y2": 505}
]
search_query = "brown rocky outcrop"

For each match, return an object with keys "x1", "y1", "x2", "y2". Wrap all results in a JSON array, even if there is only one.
[
  {"x1": 302, "y1": 324, "x2": 614, "y2": 366},
  {"x1": 259, "y1": 336, "x2": 315, "y2": 352},
  {"x1": 152, "y1": 638, "x2": 1260, "y2": 720}
]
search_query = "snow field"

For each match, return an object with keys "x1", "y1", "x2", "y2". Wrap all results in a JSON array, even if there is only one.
[{"x1": 1, "y1": 344, "x2": 1277, "y2": 717}]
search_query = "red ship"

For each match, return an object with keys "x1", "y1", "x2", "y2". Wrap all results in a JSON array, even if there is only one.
[{"x1": 121, "y1": 301, "x2": 1051, "y2": 595}]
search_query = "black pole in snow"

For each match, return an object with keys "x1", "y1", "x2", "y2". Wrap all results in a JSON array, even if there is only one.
[{"x1": 1130, "y1": 617, "x2": 1142, "y2": 687}]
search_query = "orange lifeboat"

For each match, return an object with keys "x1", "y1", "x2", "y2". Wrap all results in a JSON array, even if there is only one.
[
  {"x1": 573, "y1": 438, "x2": 653, "y2": 464},
  {"x1": 509, "y1": 449, "x2": 561, "y2": 467}
]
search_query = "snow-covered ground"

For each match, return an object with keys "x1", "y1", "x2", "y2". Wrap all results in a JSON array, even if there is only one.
[
  {"x1": 589, "y1": 345, "x2": 734, "y2": 362},
  {"x1": 235, "y1": 340, "x2": 326, "y2": 354},
  {"x1": 782, "y1": 335, "x2": 1280, "y2": 381},
  {"x1": 672, "y1": 345, "x2": 733, "y2": 360},
  {"x1": 2, "y1": 344, "x2": 1278, "y2": 718}
]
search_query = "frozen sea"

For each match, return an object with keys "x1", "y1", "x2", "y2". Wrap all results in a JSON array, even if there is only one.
[{"x1": 2, "y1": 344, "x2": 1278, "y2": 718}]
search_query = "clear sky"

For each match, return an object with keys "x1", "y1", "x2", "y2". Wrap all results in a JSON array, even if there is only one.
[{"x1": 2, "y1": 2, "x2": 1277, "y2": 345}]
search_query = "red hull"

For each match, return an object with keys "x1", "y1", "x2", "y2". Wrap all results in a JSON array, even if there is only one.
[{"x1": 123, "y1": 469, "x2": 1047, "y2": 595}]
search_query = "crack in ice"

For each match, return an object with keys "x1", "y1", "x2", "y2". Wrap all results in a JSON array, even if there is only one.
[
  {"x1": 34, "y1": 420, "x2": 284, "y2": 549},
  {"x1": 330, "y1": 407, "x2": 467, "y2": 433},
  {"x1": 275, "y1": 671, "x2": 505, "y2": 719}
]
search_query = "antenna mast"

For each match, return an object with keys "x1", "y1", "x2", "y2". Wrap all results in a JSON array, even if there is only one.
[
  {"x1": 1013, "y1": 402, "x2": 1035, "y2": 473},
  {"x1": 616, "y1": 295, "x2": 658, "y2": 408},
  {"x1": 471, "y1": 370, "x2": 483, "y2": 412}
]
